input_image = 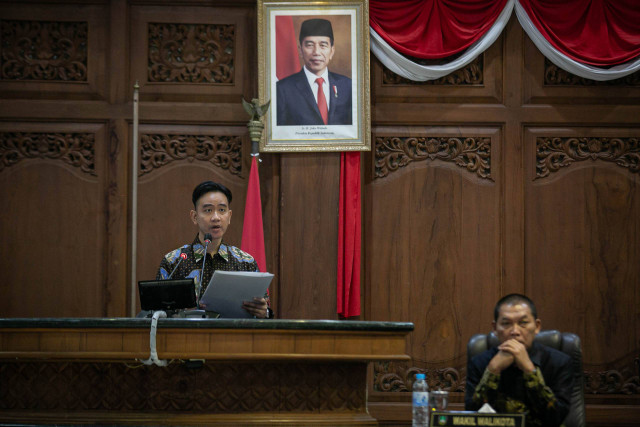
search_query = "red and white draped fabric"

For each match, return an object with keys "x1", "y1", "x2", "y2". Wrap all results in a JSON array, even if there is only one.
[
  {"x1": 515, "y1": 0, "x2": 640, "y2": 81},
  {"x1": 370, "y1": 0, "x2": 513, "y2": 81},
  {"x1": 369, "y1": 0, "x2": 640, "y2": 82}
]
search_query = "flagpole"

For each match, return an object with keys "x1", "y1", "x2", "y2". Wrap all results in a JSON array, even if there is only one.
[
  {"x1": 242, "y1": 98, "x2": 270, "y2": 275},
  {"x1": 130, "y1": 81, "x2": 139, "y2": 316},
  {"x1": 244, "y1": 98, "x2": 269, "y2": 157}
]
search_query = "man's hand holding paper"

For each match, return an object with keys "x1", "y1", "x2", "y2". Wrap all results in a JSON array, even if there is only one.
[{"x1": 200, "y1": 271, "x2": 273, "y2": 318}]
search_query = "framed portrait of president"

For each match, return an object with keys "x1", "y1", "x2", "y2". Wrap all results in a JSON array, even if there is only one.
[{"x1": 258, "y1": 0, "x2": 370, "y2": 152}]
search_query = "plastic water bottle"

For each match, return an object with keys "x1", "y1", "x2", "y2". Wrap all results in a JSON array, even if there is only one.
[{"x1": 412, "y1": 373, "x2": 429, "y2": 427}]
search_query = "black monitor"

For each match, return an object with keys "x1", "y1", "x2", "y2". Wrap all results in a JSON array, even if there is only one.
[{"x1": 138, "y1": 278, "x2": 196, "y2": 311}]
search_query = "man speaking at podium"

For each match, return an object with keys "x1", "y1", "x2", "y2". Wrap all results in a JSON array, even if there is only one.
[
  {"x1": 156, "y1": 181, "x2": 271, "y2": 318},
  {"x1": 465, "y1": 294, "x2": 572, "y2": 427}
]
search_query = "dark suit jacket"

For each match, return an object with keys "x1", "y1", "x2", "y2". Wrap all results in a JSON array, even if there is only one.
[{"x1": 276, "y1": 69, "x2": 352, "y2": 126}]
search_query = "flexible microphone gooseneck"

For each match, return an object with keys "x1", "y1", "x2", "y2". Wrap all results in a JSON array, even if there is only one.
[
  {"x1": 198, "y1": 233, "x2": 213, "y2": 301},
  {"x1": 167, "y1": 252, "x2": 187, "y2": 279}
]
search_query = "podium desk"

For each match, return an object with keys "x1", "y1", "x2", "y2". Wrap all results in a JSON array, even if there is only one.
[{"x1": 0, "y1": 318, "x2": 413, "y2": 426}]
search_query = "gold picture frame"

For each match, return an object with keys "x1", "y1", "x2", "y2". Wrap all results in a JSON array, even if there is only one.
[{"x1": 258, "y1": 0, "x2": 370, "y2": 152}]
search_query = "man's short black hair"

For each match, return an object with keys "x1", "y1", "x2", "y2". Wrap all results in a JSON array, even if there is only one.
[
  {"x1": 192, "y1": 181, "x2": 232, "y2": 208},
  {"x1": 494, "y1": 293, "x2": 538, "y2": 321},
  {"x1": 299, "y1": 18, "x2": 334, "y2": 46}
]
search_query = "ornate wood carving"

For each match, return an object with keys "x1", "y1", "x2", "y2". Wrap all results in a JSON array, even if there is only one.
[
  {"x1": 544, "y1": 59, "x2": 640, "y2": 86},
  {"x1": 374, "y1": 360, "x2": 640, "y2": 395},
  {"x1": 139, "y1": 134, "x2": 242, "y2": 176},
  {"x1": 382, "y1": 55, "x2": 483, "y2": 85},
  {"x1": 585, "y1": 368, "x2": 640, "y2": 395},
  {"x1": 373, "y1": 362, "x2": 465, "y2": 393},
  {"x1": 0, "y1": 361, "x2": 366, "y2": 412},
  {"x1": 375, "y1": 136, "x2": 492, "y2": 180},
  {"x1": 0, "y1": 132, "x2": 96, "y2": 176},
  {"x1": 535, "y1": 137, "x2": 640, "y2": 179},
  {"x1": 584, "y1": 357, "x2": 640, "y2": 395},
  {"x1": 148, "y1": 23, "x2": 235, "y2": 83},
  {"x1": 0, "y1": 20, "x2": 88, "y2": 81}
]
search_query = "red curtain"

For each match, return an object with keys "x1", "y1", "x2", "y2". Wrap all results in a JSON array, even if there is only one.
[
  {"x1": 370, "y1": 0, "x2": 509, "y2": 59},
  {"x1": 518, "y1": 0, "x2": 640, "y2": 66},
  {"x1": 337, "y1": 152, "x2": 361, "y2": 318}
]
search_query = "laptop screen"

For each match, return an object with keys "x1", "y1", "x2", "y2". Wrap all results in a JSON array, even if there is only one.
[{"x1": 138, "y1": 278, "x2": 196, "y2": 311}]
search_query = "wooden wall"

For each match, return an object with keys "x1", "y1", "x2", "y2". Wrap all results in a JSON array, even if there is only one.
[{"x1": 0, "y1": 1, "x2": 638, "y2": 425}]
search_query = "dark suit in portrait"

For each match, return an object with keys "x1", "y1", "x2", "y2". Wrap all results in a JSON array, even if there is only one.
[{"x1": 276, "y1": 69, "x2": 352, "y2": 126}]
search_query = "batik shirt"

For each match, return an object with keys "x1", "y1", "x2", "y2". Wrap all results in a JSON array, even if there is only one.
[
  {"x1": 464, "y1": 342, "x2": 573, "y2": 427},
  {"x1": 156, "y1": 234, "x2": 270, "y2": 307}
]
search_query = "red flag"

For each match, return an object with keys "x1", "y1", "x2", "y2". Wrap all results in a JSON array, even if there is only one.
[
  {"x1": 276, "y1": 16, "x2": 300, "y2": 80},
  {"x1": 241, "y1": 157, "x2": 266, "y2": 273},
  {"x1": 337, "y1": 152, "x2": 361, "y2": 317}
]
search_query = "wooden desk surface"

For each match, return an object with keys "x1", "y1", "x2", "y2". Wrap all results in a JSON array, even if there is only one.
[{"x1": 0, "y1": 318, "x2": 413, "y2": 361}]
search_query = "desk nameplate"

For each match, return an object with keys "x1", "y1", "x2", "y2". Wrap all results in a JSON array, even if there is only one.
[{"x1": 430, "y1": 411, "x2": 525, "y2": 427}]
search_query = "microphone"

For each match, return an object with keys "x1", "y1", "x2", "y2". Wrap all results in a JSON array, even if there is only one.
[
  {"x1": 167, "y1": 252, "x2": 187, "y2": 279},
  {"x1": 198, "y1": 233, "x2": 212, "y2": 299}
]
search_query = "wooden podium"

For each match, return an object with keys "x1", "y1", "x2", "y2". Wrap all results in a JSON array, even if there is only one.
[{"x1": 0, "y1": 318, "x2": 413, "y2": 426}]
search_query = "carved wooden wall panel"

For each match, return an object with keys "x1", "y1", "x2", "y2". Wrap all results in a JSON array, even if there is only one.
[
  {"x1": 371, "y1": 37, "x2": 503, "y2": 105},
  {"x1": 277, "y1": 153, "x2": 341, "y2": 320},
  {"x1": 543, "y1": 58, "x2": 640, "y2": 88},
  {"x1": 0, "y1": 122, "x2": 108, "y2": 317},
  {"x1": 139, "y1": 133, "x2": 242, "y2": 177},
  {"x1": 0, "y1": 361, "x2": 366, "y2": 413},
  {"x1": 375, "y1": 135, "x2": 492, "y2": 180},
  {"x1": 0, "y1": 0, "x2": 256, "y2": 319},
  {"x1": 366, "y1": 126, "x2": 502, "y2": 371},
  {"x1": 524, "y1": 126, "x2": 640, "y2": 370},
  {"x1": 130, "y1": 4, "x2": 252, "y2": 102},
  {"x1": 535, "y1": 136, "x2": 639, "y2": 179},
  {"x1": 147, "y1": 23, "x2": 235, "y2": 84},
  {"x1": 523, "y1": 37, "x2": 640, "y2": 105},
  {"x1": 372, "y1": 361, "x2": 465, "y2": 394},
  {"x1": 1, "y1": 20, "x2": 88, "y2": 82},
  {"x1": 0, "y1": 3, "x2": 108, "y2": 100},
  {"x1": 135, "y1": 124, "x2": 249, "y2": 291}
]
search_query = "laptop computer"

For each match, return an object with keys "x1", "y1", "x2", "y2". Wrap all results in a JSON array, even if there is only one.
[{"x1": 138, "y1": 278, "x2": 196, "y2": 311}]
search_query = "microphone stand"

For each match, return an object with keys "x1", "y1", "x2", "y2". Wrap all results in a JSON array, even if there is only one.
[
  {"x1": 182, "y1": 233, "x2": 213, "y2": 319},
  {"x1": 168, "y1": 253, "x2": 187, "y2": 279}
]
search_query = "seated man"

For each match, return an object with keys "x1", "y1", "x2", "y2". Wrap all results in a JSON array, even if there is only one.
[
  {"x1": 465, "y1": 294, "x2": 573, "y2": 427},
  {"x1": 156, "y1": 181, "x2": 271, "y2": 318}
]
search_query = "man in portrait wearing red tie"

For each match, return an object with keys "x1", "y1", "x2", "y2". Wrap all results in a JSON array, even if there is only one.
[{"x1": 276, "y1": 18, "x2": 352, "y2": 126}]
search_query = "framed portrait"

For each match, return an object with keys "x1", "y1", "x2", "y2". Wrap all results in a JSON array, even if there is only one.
[{"x1": 258, "y1": 0, "x2": 370, "y2": 152}]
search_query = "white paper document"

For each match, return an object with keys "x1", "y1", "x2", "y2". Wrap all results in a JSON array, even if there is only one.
[{"x1": 200, "y1": 271, "x2": 274, "y2": 318}]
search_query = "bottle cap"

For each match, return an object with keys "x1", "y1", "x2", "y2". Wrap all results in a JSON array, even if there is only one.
[{"x1": 415, "y1": 373, "x2": 425, "y2": 380}]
